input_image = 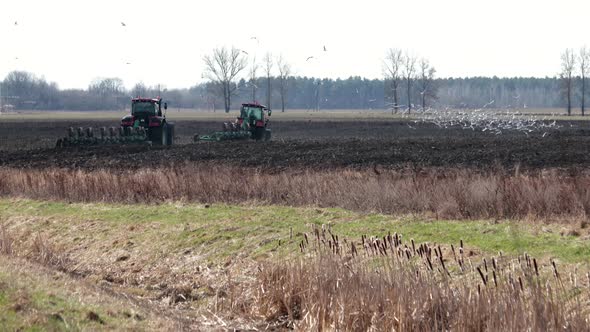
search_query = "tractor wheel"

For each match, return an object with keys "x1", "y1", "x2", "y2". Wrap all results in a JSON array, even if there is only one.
[
  {"x1": 150, "y1": 124, "x2": 168, "y2": 145},
  {"x1": 161, "y1": 123, "x2": 169, "y2": 146},
  {"x1": 264, "y1": 129, "x2": 271, "y2": 141},
  {"x1": 166, "y1": 123, "x2": 175, "y2": 146},
  {"x1": 149, "y1": 127, "x2": 160, "y2": 144},
  {"x1": 254, "y1": 127, "x2": 265, "y2": 141}
]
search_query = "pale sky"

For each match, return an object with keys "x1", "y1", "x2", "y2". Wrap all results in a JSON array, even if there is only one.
[{"x1": 1, "y1": 0, "x2": 588, "y2": 89}]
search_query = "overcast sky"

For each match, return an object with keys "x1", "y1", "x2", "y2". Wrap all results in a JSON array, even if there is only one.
[{"x1": 1, "y1": 0, "x2": 588, "y2": 89}]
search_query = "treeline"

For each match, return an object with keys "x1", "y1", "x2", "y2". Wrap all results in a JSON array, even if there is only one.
[{"x1": 0, "y1": 70, "x2": 567, "y2": 111}]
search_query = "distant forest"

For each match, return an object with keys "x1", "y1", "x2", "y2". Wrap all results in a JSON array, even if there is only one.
[{"x1": 0, "y1": 70, "x2": 570, "y2": 112}]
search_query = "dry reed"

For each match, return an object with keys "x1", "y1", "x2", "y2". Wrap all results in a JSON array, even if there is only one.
[
  {"x1": 1, "y1": 166, "x2": 590, "y2": 221},
  {"x1": 250, "y1": 227, "x2": 590, "y2": 331},
  {"x1": 0, "y1": 224, "x2": 13, "y2": 255}
]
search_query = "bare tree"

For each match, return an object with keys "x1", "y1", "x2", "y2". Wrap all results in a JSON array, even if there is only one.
[
  {"x1": 561, "y1": 48, "x2": 576, "y2": 116},
  {"x1": 203, "y1": 47, "x2": 247, "y2": 113},
  {"x1": 263, "y1": 52, "x2": 273, "y2": 108},
  {"x1": 131, "y1": 82, "x2": 147, "y2": 97},
  {"x1": 276, "y1": 55, "x2": 291, "y2": 112},
  {"x1": 580, "y1": 47, "x2": 589, "y2": 116},
  {"x1": 249, "y1": 56, "x2": 259, "y2": 102},
  {"x1": 418, "y1": 58, "x2": 437, "y2": 110},
  {"x1": 383, "y1": 48, "x2": 403, "y2": 114},
  {"x1": 403, "y1": 52, "x2": 417, "y2": 114}
]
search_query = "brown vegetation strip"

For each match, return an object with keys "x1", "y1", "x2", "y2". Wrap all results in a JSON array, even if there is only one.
[
  {"x1": 251, "y1": 226, "x2": 590, "y2": 331},
  {"x1": 2, "y1": 166, "x2": 590, "y2": 220}
]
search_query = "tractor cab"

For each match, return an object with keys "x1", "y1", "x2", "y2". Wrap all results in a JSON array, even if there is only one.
[
  {"x1": 238, "y1": 103, "x2": 271, "y2": 130},
  {"x1": 123, "y1": 98, "x2": 167, "y2": 128}
]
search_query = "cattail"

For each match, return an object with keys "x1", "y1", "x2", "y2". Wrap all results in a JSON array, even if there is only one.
[
  {"x1": 460, "y1": 239, "x2": 464, "y2": 249},
  {"x1": 477, "y1": 267, "x2": 487, "y2": 286},
  {"x1": 483, "y1": 258, "x2": 488, "y2": 272},
  {"x1": 304, "y1": 233, "x2": 309, "y2": 245},
  {"x1": 411, "y1": 239, "x2": 416, "y2": 254},
  {"x1": 552, "y1": 260, "x2": 560, "y2": 279},
  {"x1": 492, "y1": 257, "x2": 497, "y2": 271},
  {"x1": 518, "y1": 276, "x2": 524, "y2": 291},
  {"x1": 533, "y1": 258, "x2": 539, "y2": 277},
  {"x1": 426, "y1": 256, "x2": 433, "y2": 271},
  {"x1": 493, "y1": 270, "x2": 498, "y2": 287},
  {"x1": 439, "y1": 255, "x2": 450, "y2": 277}
]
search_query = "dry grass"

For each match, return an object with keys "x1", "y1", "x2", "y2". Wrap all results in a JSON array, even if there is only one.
[
  {"x1": 249, "y1": 227, "x2": 590, "y2": 331},
  {"x1": 0, "y1": 224, "x2": 13, "y2": 255},
  {"x1": 1, "y1": 166, "x2": 590, "y2": 221},
  {"x1": 0, "y1": 223, "x2": 69, "y2": 272},
  {"x1": 28, "y1": 233, "x2": 70, "y2": 272}
]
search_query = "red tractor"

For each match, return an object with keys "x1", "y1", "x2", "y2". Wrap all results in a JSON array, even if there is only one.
[{"x1": 121, "y1": 97, "x2": 174, "y2": 145}]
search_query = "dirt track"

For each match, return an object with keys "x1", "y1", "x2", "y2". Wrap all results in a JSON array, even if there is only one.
[{"x1": 2, "y1": 119, "x2": 590, "y2": 171}]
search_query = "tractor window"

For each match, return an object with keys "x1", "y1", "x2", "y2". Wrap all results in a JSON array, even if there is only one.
[
  {"x1": 132, "y1": 102, "x2": 156, "y2": 114},
  {"x1": 250, "y1": 108, "x2": 263, "y2": 121}
]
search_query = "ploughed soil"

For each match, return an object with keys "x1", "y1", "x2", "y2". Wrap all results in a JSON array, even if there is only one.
[{"x1": 2, "y1": 118, "x2": 590, "y2": 171}]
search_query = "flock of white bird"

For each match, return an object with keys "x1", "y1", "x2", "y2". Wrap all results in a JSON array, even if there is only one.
[{"x1": 402, "y1": 107, "x2": 564, "y2": 137}]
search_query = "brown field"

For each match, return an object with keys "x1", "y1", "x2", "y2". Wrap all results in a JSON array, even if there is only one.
[{"x1": 1, "y1": 111, "x2": 590, "y2": 330}]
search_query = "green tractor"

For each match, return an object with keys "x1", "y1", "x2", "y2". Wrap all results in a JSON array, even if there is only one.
[
  {"x1": 195, "y1": 103, "x2": 272, "y2": 142},
  {"x1": 56, "y1": 97, "x2": 174, "y2": 147}
]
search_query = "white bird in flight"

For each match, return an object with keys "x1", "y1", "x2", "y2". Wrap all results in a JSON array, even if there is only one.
[{"x1": 121, "y1": 22, "x2": 126, "y2": 27}]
